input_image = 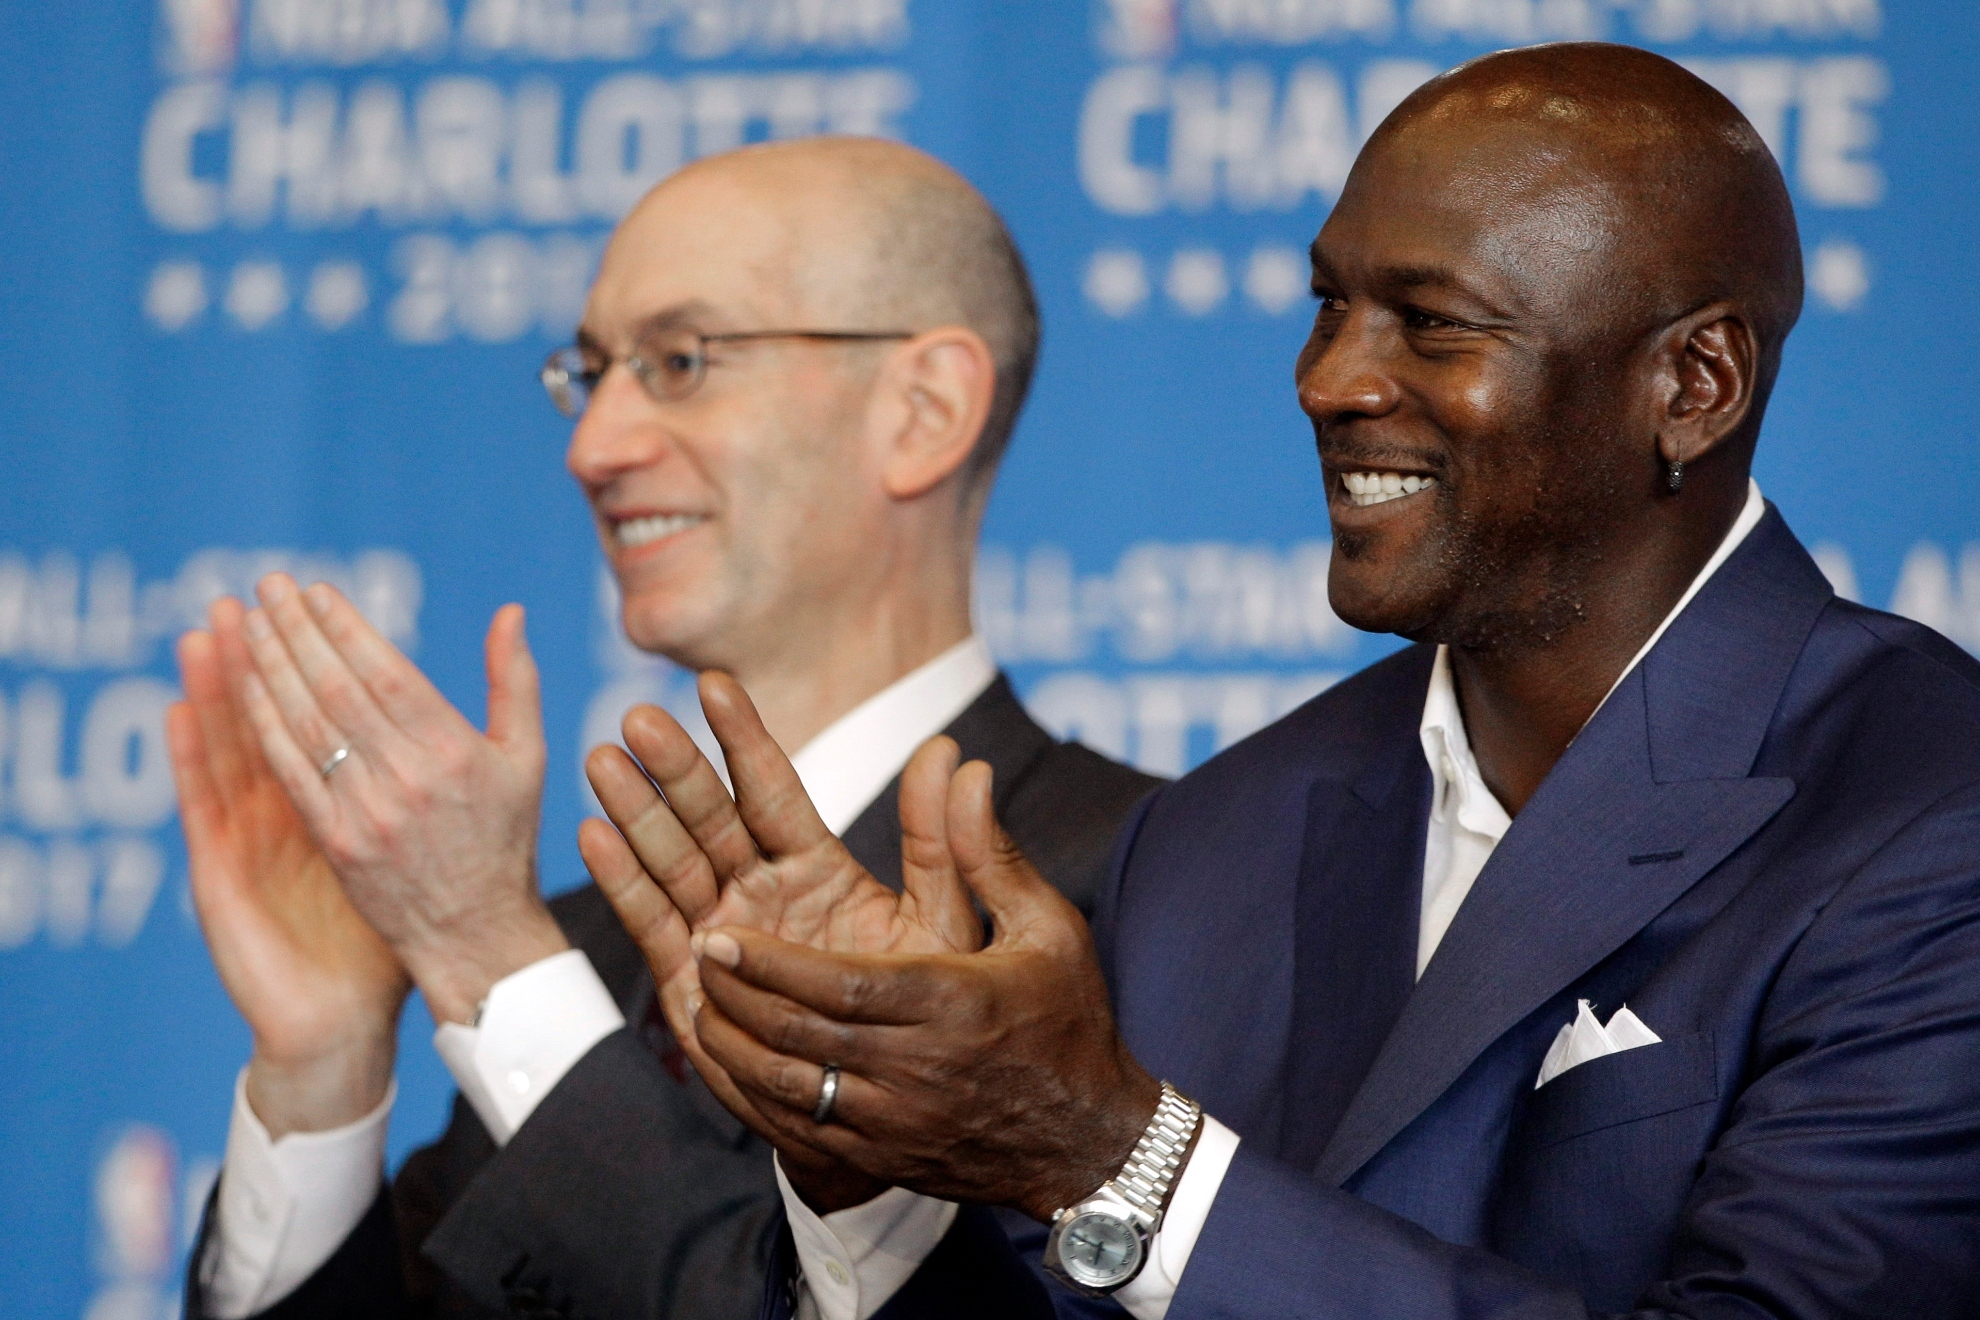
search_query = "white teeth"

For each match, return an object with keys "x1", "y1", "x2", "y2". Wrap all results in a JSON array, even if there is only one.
[
  {"x1": 614, "y1": 513, "x2": 707, "y2": 547},
  {"x1": 1341, "y1": 471, "x2": 1436, "y2": 507}
]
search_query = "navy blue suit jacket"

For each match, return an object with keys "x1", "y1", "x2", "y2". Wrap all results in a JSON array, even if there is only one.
[{"x1": 772, "y1": 510, "x2": 1980, "y2": 1319}]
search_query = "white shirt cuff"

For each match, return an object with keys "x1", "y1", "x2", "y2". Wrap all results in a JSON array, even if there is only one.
[
  {"x1": 1114, "y1": 1114, "x2": 1241, "y2": 1320},
  {"x1": 432, "y1": 948, "x2": 626, "y2": 1145},
  {"x1": 200, "y1": 1068, "x2": 394, "y2": 1318},
  {"x1": 775, "y1": 1155, "x2": 959, "y2": 1320}
]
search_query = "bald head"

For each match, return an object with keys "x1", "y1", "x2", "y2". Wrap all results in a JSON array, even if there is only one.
[
  {"x1": 1378, "y1": 43, "x2": 1803, "y2": 418},
  {"x1": 618, "y1": 137, "x2": 1040, "y2": 486},
  {"x1": 1301, "y1": 42, "x2": 1809, "y2": 652}
]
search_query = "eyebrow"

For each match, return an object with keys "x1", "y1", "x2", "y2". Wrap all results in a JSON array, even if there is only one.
[
  {"x1": 630, "y1": 300, "x2": 720, "y2": 339},
  {"x1": 1373, "y1": 263, "x2": 1464, "y2": 292},
  {"x1": 576, "y1": 299, "x2": 725, "y2": 352},
  {"x1": 1310, "y1": 240, "x2": 1517, "y2": 320}
]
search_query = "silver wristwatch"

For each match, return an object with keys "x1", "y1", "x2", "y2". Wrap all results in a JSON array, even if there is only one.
[{"x1": 1042, "y1": 1082, "x2": 1203, "y2": 1296}]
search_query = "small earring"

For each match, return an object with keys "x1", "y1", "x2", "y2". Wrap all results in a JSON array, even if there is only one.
[{"x1": 1666, "y1": 457, "x2": 1685, "y2": 495}]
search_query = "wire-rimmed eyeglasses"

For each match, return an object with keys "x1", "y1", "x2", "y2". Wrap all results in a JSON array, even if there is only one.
[{"x1": 540, "y1": 326, "x2": 915, "y2": 418}]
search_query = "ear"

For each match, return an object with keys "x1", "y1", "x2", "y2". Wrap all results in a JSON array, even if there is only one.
[
  {"x1": 871, "y1": 327, "x2": 997, "y2": 501},
  {"x1": 1651, "y1": 300, "x2": 1758, "y2": 471}
]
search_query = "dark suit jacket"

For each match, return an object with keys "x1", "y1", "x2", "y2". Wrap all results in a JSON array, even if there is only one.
[
  {"x1": 187, "y1": 674, "x2": 1160, "y2": 1320},
  {"x1": 826, "y1": 510, "x2": 1980, "y2": 1319}
]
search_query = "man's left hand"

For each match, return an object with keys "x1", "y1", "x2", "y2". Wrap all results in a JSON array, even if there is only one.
[{"x1": 232, "y1": 573, "x2": 563, "y2": 1025}]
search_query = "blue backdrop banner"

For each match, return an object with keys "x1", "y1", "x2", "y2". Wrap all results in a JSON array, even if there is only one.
[{"x1": 2, "y1": 1, "x2": 1975, "y2": 1314}]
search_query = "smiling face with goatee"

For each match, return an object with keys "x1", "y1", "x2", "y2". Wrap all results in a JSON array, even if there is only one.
[{"x1": 1299, "y1": 44, "x2": 1802, "y2": 664}]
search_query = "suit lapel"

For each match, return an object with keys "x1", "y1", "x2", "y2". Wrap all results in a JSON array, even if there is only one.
[
  {"x1": 838, "y1": 674, "x2": 1051, "y2": 889},
  {"x1": 1279, "y1": 739, "x2": 1431, "y2": 1168},
  {"x1": 1314, "y1": 508, "x2": 1829, "y2": 1187}
]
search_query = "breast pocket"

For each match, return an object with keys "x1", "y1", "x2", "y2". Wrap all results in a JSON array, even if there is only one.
[{"x1": 1524, "y1": 1030, "x2": 1718, "y2": 1151}]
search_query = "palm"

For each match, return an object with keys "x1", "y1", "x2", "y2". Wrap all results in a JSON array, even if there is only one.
[
  {"x1": 200, "y1": 758, "x2": 404, "y2": 1047},
  {"x1": 703, "y1": 835, "x2": 961, "y2": 958}
]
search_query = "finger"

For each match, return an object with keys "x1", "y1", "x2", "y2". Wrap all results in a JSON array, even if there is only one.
[
  {"x1": 896, "y1": 737, "x2": 982, "y2": 951},
  {"x1": 698, "y1": 955, "x2": 877, "y2": 1070},
  {"x1": 620, "y1": 703, "x2": 760, "y2": 888},
  {"x1": 697, "y1": 927, "x2": 947, "y2": 1026},
  {"x1": 698, "y1": 673, "x2": 835, "y2": 858},
  {"x1": 234, "y1": 658, "x2": 338, "y2": 821},
  {"x1": 484, "y1": 604, "x2": 545, "y2": 756},
  {"x1": 177, "y1": 626, "x2": 254, "y2": 804},
  {"x1": 694, "y1": 996, "x2": 834, "y2": 1116},
  {"x1": 164, "y1": 694, "x2": 291, "y2": 959},
  {"x1": 164, "y1": 699, "x2": 224, "y2": 856},
  {"x1": 166, "y1": 695, "x2": 263, "y2": 954},
  {"x1": 579, "y1": 813, "x2": 697, "y2": 989},
  {"x1": 675, "y1": 984, "x2": 848, "y2": 1164},
  {"x1": 947, "y1": 760, "x2": 1082, "y2": 950},
  {"x1": 693, "y1": 993, "x2": 897, "y2": 1147},
  {"x1": 586, "y1": 740, "x2": 723, "y2": 925},
  {"x1": 208, "y1": 598, "x2": 282, "y2": 789},
  {"x1": 295, "y1": 579, "x2": 472, "y2": 746},
  {"x1": 238, "y1": 602, "x2": 352, "y2": 776},
  {"x1": 254, "y1": 575, "x2": 402, "y2": 754}
]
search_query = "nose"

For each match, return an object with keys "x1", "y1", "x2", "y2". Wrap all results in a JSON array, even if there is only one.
[
  {"x1": 565, "y1": 364, "x2": 673, "y2": 489},
  {"x1": 1294, "y1": 311, "x2": 1402, "y2": 427}
]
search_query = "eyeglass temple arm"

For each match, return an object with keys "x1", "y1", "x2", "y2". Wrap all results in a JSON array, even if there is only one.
[{"x1": 702, "y1": 330, "x2": 917, "y2": 344}]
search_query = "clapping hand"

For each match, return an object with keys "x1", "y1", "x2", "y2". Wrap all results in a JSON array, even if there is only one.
[
  {"x1": 167, "y1": 599, "x2": 409, "y2": 1137},
  {"x1": 579, "y1": 672, "x2": 988, "y2": 1205},
  {"x1": 224, "y1": 573, "x2": 565, "y2": 1027},
  {"x1": 582, "y1": 674, "x2": 1162, "y2": 1222}
]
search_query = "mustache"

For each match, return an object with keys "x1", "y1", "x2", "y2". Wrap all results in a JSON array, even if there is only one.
[{"x1": 1314, "y1": 436, "x2": 1450, "y2": 477}]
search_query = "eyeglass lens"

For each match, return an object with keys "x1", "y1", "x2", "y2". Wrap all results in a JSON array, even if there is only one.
[{"x1": 540, "y1": 327, "x2": 709, "y2": 418}]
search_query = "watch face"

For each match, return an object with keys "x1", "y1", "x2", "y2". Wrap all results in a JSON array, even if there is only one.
[{"x1": 1057, "y1": 1210, "x2": 1144, "y2": 1289}]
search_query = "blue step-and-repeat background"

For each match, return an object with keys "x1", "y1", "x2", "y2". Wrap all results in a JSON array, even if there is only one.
[{"x1": 2, "y1": 1, "x2": 1975, "y2": 1314}]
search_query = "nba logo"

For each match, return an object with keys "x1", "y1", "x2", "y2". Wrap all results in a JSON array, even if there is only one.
[
  {"x1": 1097, "y1": 0, "x2": 1176, "y2": 60},
  {"x1": 83, "y1": 1126, "x2": 184, "y2": 1320},
  {"x1": 159, "y1": 0, "x2": 237, "y2": 75},
  {"x1": 94, "y1": 1126, "x2": 177, "y2": 1281}
]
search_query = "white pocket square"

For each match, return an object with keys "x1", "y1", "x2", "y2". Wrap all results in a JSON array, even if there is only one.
[{"x1": 1534, "y1": 999, "x2": 1662, "y2": 1089}]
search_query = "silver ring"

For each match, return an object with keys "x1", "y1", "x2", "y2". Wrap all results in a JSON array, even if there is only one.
[
  {"x1": 812, "y1": 1064, "x2": 841, "y2": 1124},
  {"x1": 319, "y1": 746, "x2": 351, "y2": 780}
]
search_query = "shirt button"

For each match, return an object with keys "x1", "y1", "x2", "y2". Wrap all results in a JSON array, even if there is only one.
[
  {"x1": 825, "y1": 1260, "x2": 850, "y2": 1287},
  {"x1": 506, "y1": 1069, "x2": 532, "y2": 1095}
]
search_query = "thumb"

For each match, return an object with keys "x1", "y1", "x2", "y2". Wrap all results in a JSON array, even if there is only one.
[
  {"x1": 946, "y1": 760, "x2": 1079, "y2": 949},
  {"x1": 897, "y1": 736, "x2": 982, "y2": 952},
  {"x1": 485, "y1": 604, "x2": 544, "y2": 754}
]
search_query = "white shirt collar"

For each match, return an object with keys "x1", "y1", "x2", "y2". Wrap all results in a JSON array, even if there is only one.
[
  {"x1": 789, "y1": 635, "x2": 998, "y2": 836},
  {"x1": 1420, "y1": 477, "x2": 1768, "y2": 834},
  {"x1": 1591, "y1": 477, "x2": 1768, "y2": 716},
  {"x1": 1419, "y1": 645, "x2": 1512, "y2": 842}
]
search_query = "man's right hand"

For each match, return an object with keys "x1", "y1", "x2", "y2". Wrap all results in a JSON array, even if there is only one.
[
  {"x1": 579, "y1": 672, "x2": 986, "y2": 1207},
  {"x1": 167, "y1": 600, "x2": 409, "y2": 1138}
]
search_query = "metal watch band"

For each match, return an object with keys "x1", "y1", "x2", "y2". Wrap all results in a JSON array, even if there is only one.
[{"x1": 1106, "y1": 1082, "x2": 1202, "y2": 1230}]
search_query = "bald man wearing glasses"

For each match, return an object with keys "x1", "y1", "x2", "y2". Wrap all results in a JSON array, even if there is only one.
[{"x1": 172, "y1": 137, "x2": 1158, "y2": 1320}]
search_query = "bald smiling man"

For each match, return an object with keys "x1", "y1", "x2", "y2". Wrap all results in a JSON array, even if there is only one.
[
  {"x1": 168, "y1": 139, "x2": 1158, "y2": 1319},
  {"x1": 583, "y1": 46, "x2": 1980, "y2": 1319}
]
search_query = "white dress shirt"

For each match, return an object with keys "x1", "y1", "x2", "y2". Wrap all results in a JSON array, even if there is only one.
[
  {"x1": 201, "y1": 635, "x2": 997, "y2": 1317},
  {"x1": 785, "y1": 483, "x2": 1769, "y2": 1320}
]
